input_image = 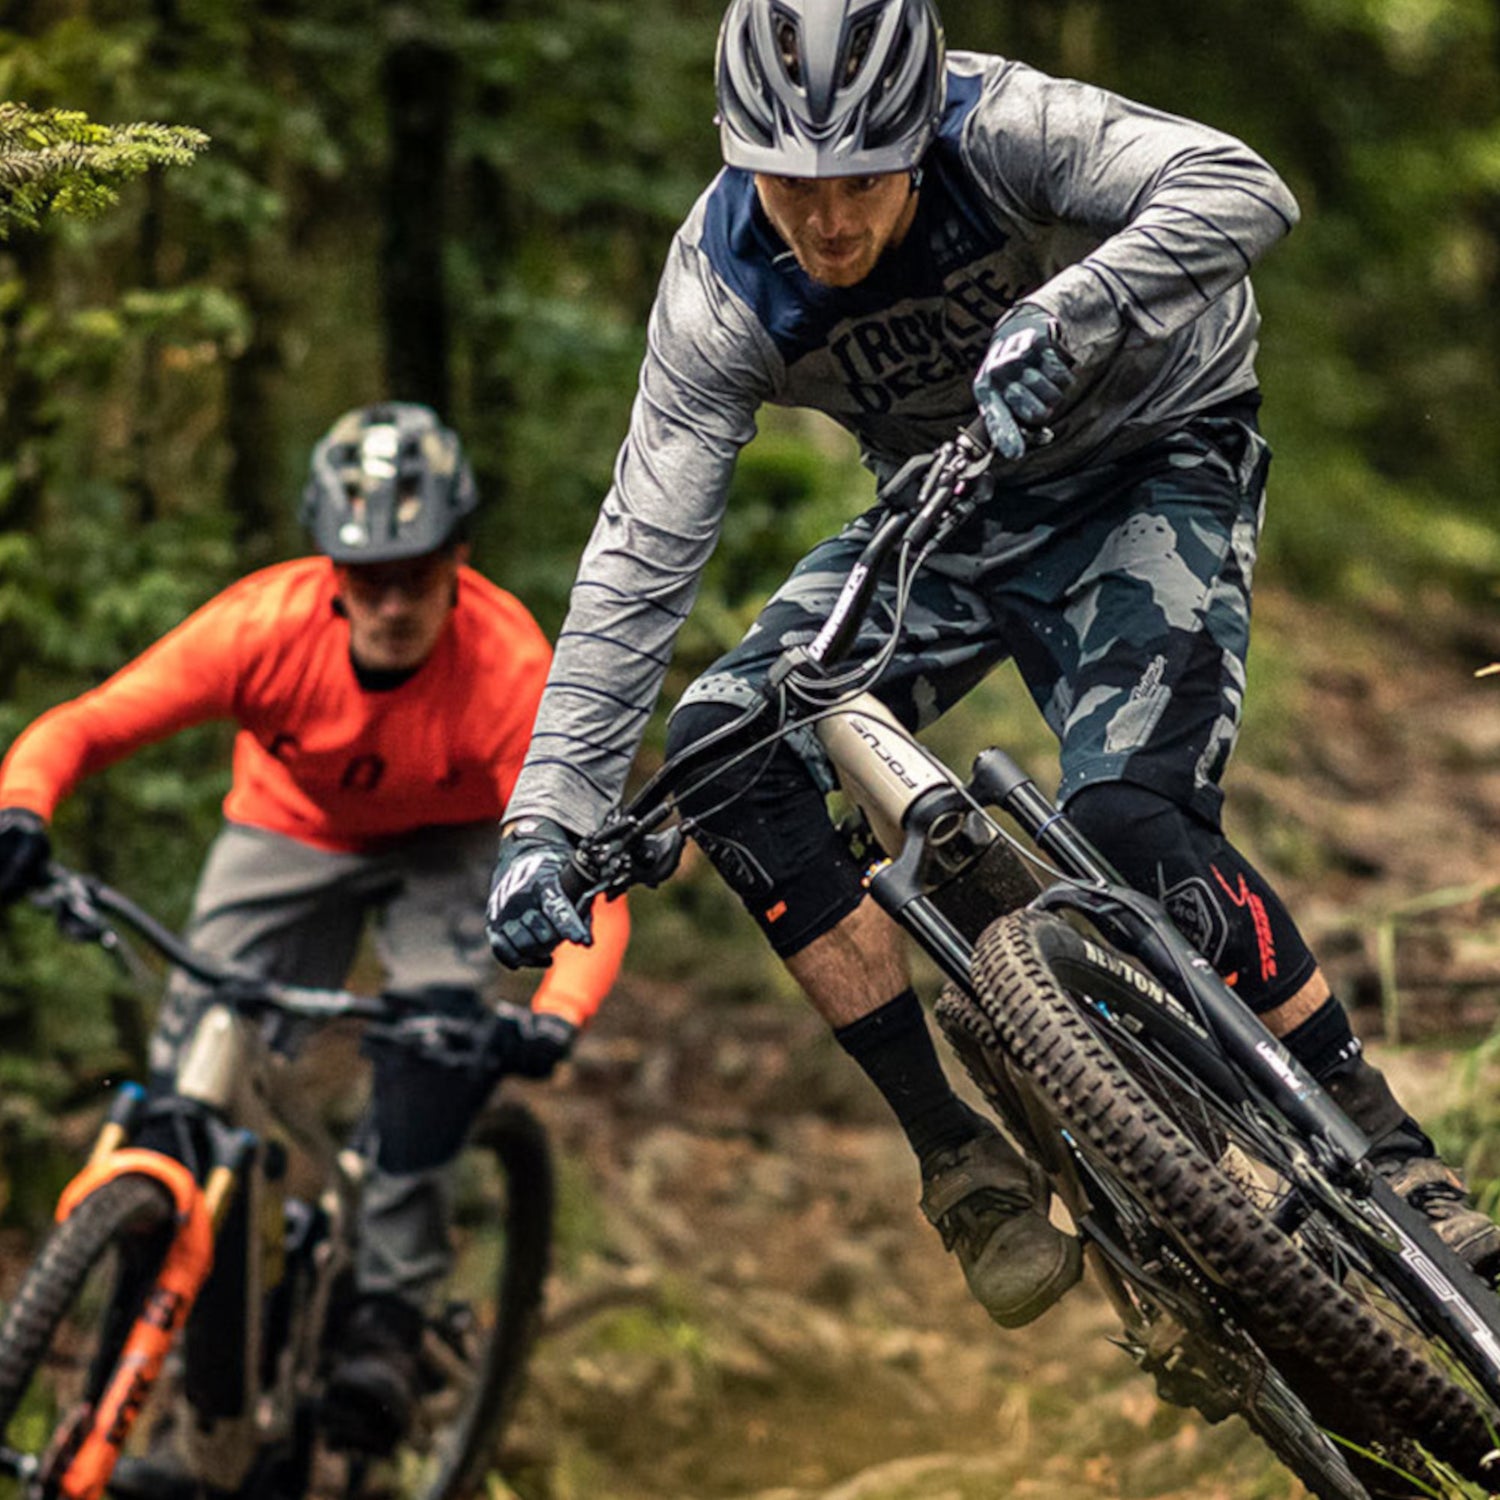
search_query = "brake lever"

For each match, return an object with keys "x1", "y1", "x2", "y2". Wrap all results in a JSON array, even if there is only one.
[
  {"x1": 565, "y1": 823, "x2": 685, "y2": 905},
  {"x1": 364, "y1": 1012, "x2": 489, "y2": 1072},
  {"x1": 30, "y1": 866, "x2": 91, "y2": 925},
  {"x1": 30, "y1": 872, "x2": 158, "y2": 984},
  {"x1": 32, "y1": 868, "x2": 114, "y2": 946},
  {"x1": 906, "y1": 432, "x2": 993, "y2": 554},
  {"x1": 636, "y1": 827, "x2": 685, "y2": 887}
]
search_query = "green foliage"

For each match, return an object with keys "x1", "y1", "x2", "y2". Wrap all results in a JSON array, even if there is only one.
[
  {"x1": 0, "y1": 102, "x2": 206, "y2": 237},
  {"x1": 1435, "y1": 1026, "x2": 1500, "y2": 1217},
  {"x1": 1, "y1": 0, "x2": 1499, "y2": 1193}
]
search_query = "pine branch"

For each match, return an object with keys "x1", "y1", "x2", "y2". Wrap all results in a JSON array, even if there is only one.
[{"x1": 0, "y1": 103, "x2": 208, "y2": 237}]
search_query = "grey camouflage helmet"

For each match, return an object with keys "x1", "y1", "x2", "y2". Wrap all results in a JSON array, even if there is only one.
[
  {"x1": 715, "y1": 0, "x2": 945, "y2": 177},
  {"x1": 300, "y1": 402, "x2": 478, "y2": 564}
]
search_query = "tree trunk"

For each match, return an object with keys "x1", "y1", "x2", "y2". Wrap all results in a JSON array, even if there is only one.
[
  {"x1": 222, "y1": 0, "x2": 295, "y2": 564},
  {"x1": 381, "y1": 29, "x2": 456, "y2": 412},
  {"x1": 461, "y1": 0, "x2": 518, "y2": 516}
]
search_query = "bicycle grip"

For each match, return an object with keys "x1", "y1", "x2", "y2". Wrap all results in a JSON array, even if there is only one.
[{"x1": 558, "y1": 854, "x2": 596, "y2": 908}]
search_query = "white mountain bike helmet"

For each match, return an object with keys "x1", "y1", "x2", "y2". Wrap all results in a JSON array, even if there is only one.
[{"x1": 715, "y1": 0, "x2": 946, "y2": 177}]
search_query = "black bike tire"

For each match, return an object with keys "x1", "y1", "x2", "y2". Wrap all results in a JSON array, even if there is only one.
[
  {"x1": 405, "y1": 1100, "x2": 554, "y2": 1500},
  {"x1": 1029, "y1": 912, "x2": 1500, "y2": 1421},
  {"x1": 962, "y1": 908, "x2": 1498, "y2": 1490},
  {"x1": 0, "y1": 1172, "x2": 177, "y2": 1454},
  {"x1": 936, "y1": 976, "x2": 1369, "y2": 1500}
]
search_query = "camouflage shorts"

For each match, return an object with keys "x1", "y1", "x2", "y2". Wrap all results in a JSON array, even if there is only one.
[{"x1": 675, "y1": 408, "x2": 1270, "y2": 828}]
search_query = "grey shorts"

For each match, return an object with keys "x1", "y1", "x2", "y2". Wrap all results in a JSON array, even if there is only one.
[{"x1": 149, "y1": 819, "x2": 496, "y2": 1082}]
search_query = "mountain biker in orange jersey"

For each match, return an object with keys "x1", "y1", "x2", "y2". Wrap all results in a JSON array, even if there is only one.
[
  {"x1": 0, "y1": 402, "x2": 629, "y2": 1459},
  {"x1": 484, "y1": 0, "x2": 1499, "y2": 1330}
]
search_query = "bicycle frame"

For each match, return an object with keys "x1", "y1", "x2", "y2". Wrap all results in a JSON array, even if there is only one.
[
  {"x1": 1, "y1": 871, "x2": 407, "y2": 1498},
  {"x1": 814, "y1": 688, "x2": 1500, "y2": 1401},
  {"x1": 26, "y1": 990, "x2": 369, "y2": 1498},
  {"x1": 1, "y1": 866, "x2": 549, "y2": 1500},
  {"x1": 567, "y1": 419, "x2": 1500, "y2": 1420}
]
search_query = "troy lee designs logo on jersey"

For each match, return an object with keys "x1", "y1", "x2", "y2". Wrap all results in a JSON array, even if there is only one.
[{"x1": 820, "y1": 266, "x2": 1024, "y2": 416}]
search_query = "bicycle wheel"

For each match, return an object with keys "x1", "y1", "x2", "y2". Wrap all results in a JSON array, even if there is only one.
[
  {"x1": 936, "y1": 969, "x2": 1373, "y2": 1500},
  {"x1": 0, "y1": 1172, "x2": 177, "y2": 1497},
  {"x1": 335, "y1": 1100, "x2": 553, "y2": 1500},
  {"x1": 935, "y1": 909, "x2": 1500, "y2": 1499},
  {"x1": 1006, "y1": 908, "x2": 1500, "y2": 1488},
  {"x1": 1013, "y1": 912, "x2": 1500, "y2": 1418}
]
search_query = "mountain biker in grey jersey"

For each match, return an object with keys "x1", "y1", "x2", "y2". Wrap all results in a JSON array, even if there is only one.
[{"x1": 485, "y1": 0, "x2": 1500, "y2": 1324}]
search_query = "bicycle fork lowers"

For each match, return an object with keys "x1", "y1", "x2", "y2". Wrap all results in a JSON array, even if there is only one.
[{"x1": 0, "y1": 1068, "x2": 254, "y2": 1498}]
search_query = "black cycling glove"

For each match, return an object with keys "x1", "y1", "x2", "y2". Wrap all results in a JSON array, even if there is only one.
[
  {"x1": 492, "y1": 1001, "x2": 579, "y2": 1079},
  {"x1": 486, "y1": 816, "x2": 592, "y2": 969},
  {"x1": 972, "y1": 304, "x2": 1076, "y2": 460},
  {"x1": 0, "y1": 809, "x2": 50, "y2": 904}
]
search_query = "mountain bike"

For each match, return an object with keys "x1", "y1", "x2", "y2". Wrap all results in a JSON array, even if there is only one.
[
  {"x1": 0, "y1": 864, "x2": 554, "y2": 1500},
  {"x1": 556, "y1": 422, "x2": 1500, "y2": 1500}
]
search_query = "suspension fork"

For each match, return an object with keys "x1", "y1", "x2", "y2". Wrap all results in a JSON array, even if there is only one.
[
  {"x1": 816, "y1": 694, "x2": 985, "y2": 985},
  {"x1": 49, "y1": 1120, "x2": 254, "y2": 1500}
]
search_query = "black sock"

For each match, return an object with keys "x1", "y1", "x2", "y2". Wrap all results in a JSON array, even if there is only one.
[
  {"x1": 1282, "y1": 995, "x2": 1432, "y2": 1155},
  {"x1": 833, "y1": 989, "x2": 982, "y2": 1165},
  {"x1": 1279, "y1": 995, "x2": 1362, "y2": 1081}
]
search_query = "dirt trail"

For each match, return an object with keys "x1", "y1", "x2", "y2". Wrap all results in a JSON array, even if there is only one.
[
  {"x1": 506, "y1": 985, "x2": 1299, "y2": 1500},
  {"x1": 496, "y1": 592, "x2": 1500, "y2": 1500}
]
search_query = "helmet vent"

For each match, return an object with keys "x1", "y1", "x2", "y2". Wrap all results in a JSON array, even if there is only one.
[
  {"x1": 773, "y1": 11, "x2": 801, "y2": 85},
  {"x1": 843, "y1": 17, "x2": 876, "y2": 86},
  {"x1": 877, "y1": 19, "x2": 908, "y2": 96}
]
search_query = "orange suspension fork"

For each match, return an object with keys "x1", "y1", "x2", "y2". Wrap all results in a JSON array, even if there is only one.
[{"x1": 50, "y1": 1148, "x2": 225, "y2": 1500}]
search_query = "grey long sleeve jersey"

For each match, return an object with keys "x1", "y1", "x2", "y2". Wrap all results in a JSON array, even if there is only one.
[{"x1": 508, "y1": 52, "x2": 1301, "y2": 836}]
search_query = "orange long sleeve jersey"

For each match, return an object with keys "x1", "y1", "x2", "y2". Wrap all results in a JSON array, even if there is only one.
[{"x1": 0, "y1": 557, "x2": 626, "y2": 1025}]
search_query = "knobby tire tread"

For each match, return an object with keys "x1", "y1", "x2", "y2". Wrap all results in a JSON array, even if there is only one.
[
  {"x1": 0, "y1": 1172, "x2": 176, "y2": 1441},
  {"x1": 965, "y1": 909, "x2": 1497, "y2": 1487}
]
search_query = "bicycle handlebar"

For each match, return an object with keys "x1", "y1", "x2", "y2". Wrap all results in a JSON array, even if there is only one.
[
  {"x1": 563, "y1": 418, "x2": 996, "y2": 904},
  {"x1": 27, "y1": 864, "x2": 527, "y2": 1074},
  {"x1": 32, "y1": 863, "x2": 387, "y2": 1021}
]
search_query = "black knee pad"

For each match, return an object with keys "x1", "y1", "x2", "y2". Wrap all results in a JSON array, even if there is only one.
[
  {"x1": 1064, "y1": 782, "x2": 1212, "y2": 883},
  {"x1": 1064, "y1": 781, "x2": 1316, "y2": 1014},
  {"x1": 664, "y1": 697, "x2": 865, "y2": 958},
  {"x1": 663, "y1": 696, "x2": 742, "y2": 767}
]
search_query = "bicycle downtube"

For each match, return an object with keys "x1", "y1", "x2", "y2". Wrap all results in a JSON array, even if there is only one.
[{"x1": 51, "y1": 1149, "x2": 221, "y2": 1500}]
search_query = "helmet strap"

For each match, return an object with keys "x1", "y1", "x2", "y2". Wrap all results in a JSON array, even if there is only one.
[{"x1": 909, "y1": 165, "x2": 924, "y2": 192}]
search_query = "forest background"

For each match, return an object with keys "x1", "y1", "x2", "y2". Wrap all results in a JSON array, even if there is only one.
[
  {"x1": 1, "y1": 6, "x2": 1500, "y2": 1490},
  {"x1": 3, "y1": 0, "x2": 1500, "y2": 1180},
  {"x1": 0, "y1": 0, "x2": 1497, "y2": 1173}
]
